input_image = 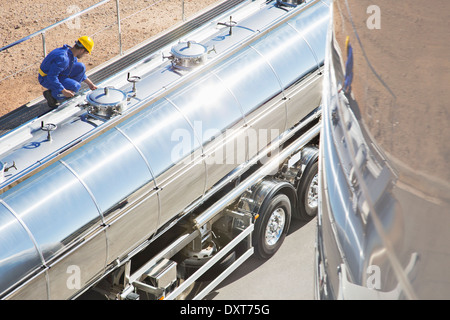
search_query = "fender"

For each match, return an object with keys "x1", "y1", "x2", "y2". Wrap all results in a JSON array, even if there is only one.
[{"x1": 238, "y1": 178, "x2": 297, "y2": 219}]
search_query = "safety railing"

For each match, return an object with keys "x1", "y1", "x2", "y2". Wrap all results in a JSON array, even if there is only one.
[{"x1": 1, "y1": 0, "x2": 113, "y2": 58}]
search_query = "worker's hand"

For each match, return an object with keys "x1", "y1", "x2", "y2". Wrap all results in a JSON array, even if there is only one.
[
  {"x1": 84, "y1": 78, "x2": 97, "y2": 91},
  {"x1": 62, "y1": 89, "x2": 75, "y2": 98}
]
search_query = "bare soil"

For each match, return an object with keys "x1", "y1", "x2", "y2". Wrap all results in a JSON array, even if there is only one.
[{"x1": 0, "y1": 0, "x2": 220, "y2": 117}]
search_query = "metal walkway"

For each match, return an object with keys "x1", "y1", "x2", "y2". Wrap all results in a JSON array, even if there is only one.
[{"x1": 0, "y1": 0, "x2": 245, "y2": 137}]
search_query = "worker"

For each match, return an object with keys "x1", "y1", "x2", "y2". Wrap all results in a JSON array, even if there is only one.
[{"x1": 38, "y1": 36, "x2": 98, "y2": 108}]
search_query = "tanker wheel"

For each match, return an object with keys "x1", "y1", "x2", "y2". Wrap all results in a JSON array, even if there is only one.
[
  {"x1": 176, "y1": 249, "x2": 236, "y2": 300},
  {"x1": 296, "y1": 161, "x2": 319, "y2": 221},
  {"x1": 253, "y1": 193, "x2": 292, "y2": 260}
]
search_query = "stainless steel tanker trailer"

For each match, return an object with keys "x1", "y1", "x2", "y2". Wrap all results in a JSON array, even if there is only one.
[{"x1": 0, "y1": 0, "x2": 330, "y2": 300}]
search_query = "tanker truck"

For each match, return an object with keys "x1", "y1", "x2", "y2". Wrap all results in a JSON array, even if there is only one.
[{"x1": 0, "y1": 0, "x2": 330, "y2": 300}]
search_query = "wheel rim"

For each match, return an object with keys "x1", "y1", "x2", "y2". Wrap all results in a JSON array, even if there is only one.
[
  {"x1": 265, "y1": 207, "x2": 286, "y2": 246},
  {"x1": 307, "y1": 173, "x2": 319, "y2": 210}
]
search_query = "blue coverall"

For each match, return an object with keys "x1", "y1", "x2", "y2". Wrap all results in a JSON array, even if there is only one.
[
  {"x1": 343, "y1": 44, "x2": 354, "y2": 94},
  {"x1": 38, "y1": 45, "x2": 87, "y2": 100}
]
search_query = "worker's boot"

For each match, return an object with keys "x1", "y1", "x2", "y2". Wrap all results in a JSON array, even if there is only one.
[{"x1": 43, "y1": 90, "x2": 60, "y2": 109}]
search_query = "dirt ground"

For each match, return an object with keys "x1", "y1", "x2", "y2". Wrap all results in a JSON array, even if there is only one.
[{"x1": 0, "y1": 0, "x2": 220, "y2": 117}]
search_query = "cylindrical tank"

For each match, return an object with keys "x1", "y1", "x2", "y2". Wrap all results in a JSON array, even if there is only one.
[{"x1": 0, "y1": 0, "x2": 330, "y2": 299}]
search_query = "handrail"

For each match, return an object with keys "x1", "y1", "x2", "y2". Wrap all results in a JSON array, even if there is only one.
[{"x1": 0, "y1": 0, "x2": 113, "y2": 55}]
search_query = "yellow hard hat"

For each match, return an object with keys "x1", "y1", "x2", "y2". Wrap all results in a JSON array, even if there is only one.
[{"x1": 76, "y1": 36, "x2": 94, "y2": 54}]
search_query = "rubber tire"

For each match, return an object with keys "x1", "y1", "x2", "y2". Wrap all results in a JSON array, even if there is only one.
[
  {"x1": 178, "y1": 234, "x2": 236, "y2": 282},
  {"x1": 253, "y1": 193, "x2": 292, "y2": 260},
  {"x1": 296, "y1": 161, "x2": 319, "y2": 221}
]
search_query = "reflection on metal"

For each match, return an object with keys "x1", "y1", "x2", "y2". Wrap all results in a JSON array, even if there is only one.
[
  {"x1": 0, "y1": 0, "x2": 330, "y2": 299},
  {"x1": 318, "y1": 23, "x2": 409, "y2": 298},
  {"x1": 277, "y1": 0, "x2": 306, "y2": 8},
  {"x1": 337, "y1": 253, "x2": 419, "y2": 300},
  {"x1": 317, "y1": 0, "x2": 450, "y2": 300}
]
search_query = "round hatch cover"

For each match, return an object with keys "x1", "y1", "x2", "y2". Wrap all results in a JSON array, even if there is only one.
[
  {"x1": 87, "y1": 87, "x2": 127, "y2": 107},
  {"x1": 171, "y1": 41, "x2": 207, "y2": 59}
]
